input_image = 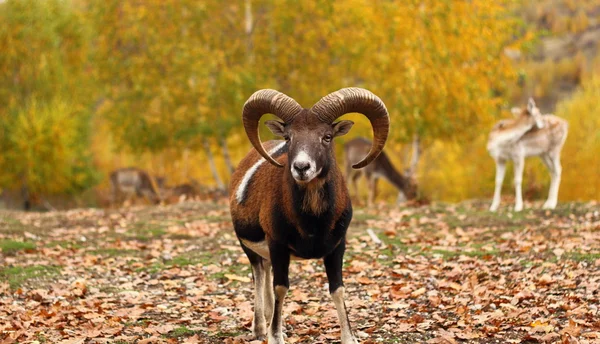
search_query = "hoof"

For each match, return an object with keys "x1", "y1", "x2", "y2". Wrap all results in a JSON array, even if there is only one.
[
  {"x1": 542, "y1": 201, "x2": 557, "y2": 209},
  {"x1": 268, "y1": 333, "x2": 285, "y2": 344},
  {"x1": 252, "y1": 319, "x2": 267, "y2": 340},
  {"x1": 514, "y1": 204, "x2": 523, "y2": 212}
]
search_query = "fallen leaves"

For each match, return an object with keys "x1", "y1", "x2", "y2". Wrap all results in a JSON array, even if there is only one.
[{"x1": 0, "y1": 201, "x2": 599, "y2": 343}]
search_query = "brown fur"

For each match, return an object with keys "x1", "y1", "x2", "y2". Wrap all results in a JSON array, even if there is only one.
[{"x1": 230, "y1": 141, "x2": 350, "y2": 240}]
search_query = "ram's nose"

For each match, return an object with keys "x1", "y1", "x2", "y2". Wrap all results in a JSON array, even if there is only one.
[{"x1": 293, "y1": 161, "x2": 311, "y2": 174}]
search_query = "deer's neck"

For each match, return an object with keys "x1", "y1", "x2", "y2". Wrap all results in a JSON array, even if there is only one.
[
  {"x1": 376, "y1": 158, "x2": 409, "y2": 192},
  {"x1": 488, "y1": 121, "x2": 534, "y2": 153}
]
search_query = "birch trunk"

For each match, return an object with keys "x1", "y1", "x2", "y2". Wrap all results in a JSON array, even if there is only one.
[
  {"x1": 408, "y1": 134, "x2": 421, "y2": 177},
  {"x1": 181, "y1": 148, "x2": 190, "y2": 182},
  {"x1": 220, "y1": 136, "x2": 235, "y2": 175},
  {"x1": 204, "y1": 138, "x2": 225, "y2": 190}
]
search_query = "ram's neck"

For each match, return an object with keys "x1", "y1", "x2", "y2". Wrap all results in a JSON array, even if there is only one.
[{"x1": 284, "y1": 167, "x2": 337, "y2": 217}]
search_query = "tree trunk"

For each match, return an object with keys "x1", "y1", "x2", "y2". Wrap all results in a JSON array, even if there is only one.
[
  {"x1": 220, "y1": 136, "x2": 235, "y2": 175},
  {"x1": 21, "y1": 183, "x2": 30, "y2": 211},
  {"x1": 204, "y1": 138, "x2": 225, "y2": 190},
  {"x1": 408, "y1": 134, "x2": 421, "y2": 177},
  {"x1": 245, "y1": 0, "x2": 254, "y2": 65},
  {"x1": 181, "y1": 147, "x2": 190, "y2": 182}
]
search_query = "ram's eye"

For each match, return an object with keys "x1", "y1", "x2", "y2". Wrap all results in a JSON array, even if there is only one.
[
  {"x1": 323, "y1": 135, "x2": 332, "y2": 143},
  {"x1": 284, "y1": 136, "x2": 290, "y2": 141}
]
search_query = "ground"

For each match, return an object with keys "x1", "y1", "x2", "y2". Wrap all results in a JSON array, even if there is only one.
[{"x1": 0, "y1": 200, "x2": 599, "y2": 344}]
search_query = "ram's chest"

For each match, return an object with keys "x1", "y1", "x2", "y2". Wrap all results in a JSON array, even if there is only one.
[{"x1": 241, "y1": 222, "x2": 341, "y2": 259}]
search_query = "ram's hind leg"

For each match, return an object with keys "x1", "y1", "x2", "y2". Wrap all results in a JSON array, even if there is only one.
[
  {"x1": 241, "y1": 245, "x2": 268, "y2": 340},
  {"x1": 324, "y1": 241, "x2": 359, "y2": 344}
]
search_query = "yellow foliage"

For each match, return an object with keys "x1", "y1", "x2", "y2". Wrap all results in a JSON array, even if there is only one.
[
  {"x1": 555, "y1": 75, "x2": 600, "y2": 200},
  {"x1": 0, "y1": 98, "x2": 92, "y2": 195}
]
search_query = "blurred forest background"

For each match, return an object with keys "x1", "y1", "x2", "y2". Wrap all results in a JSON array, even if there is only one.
[{"x1": 0, "y1": 0, "x2": 599, "y2": 209}]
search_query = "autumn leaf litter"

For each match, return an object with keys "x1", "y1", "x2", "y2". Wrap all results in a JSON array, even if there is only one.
[{"x1": 0, "y1": 200, "x2": 599, "y2": 343}]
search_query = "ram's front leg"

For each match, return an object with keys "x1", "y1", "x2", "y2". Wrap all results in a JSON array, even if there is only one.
[
  {"x1": 268, "y1": 244, "x2": 290, "y2": 344},
  {"x1": 324, "y1": 241, "x2": 359, "y2": 344}
]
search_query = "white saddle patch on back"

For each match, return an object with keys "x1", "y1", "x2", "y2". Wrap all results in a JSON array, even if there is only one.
[{"x1": 236, "y1": 142, "x2": 286, "y2": 204}]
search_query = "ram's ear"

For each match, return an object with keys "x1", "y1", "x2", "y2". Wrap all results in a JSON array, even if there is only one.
[
  {"x1": 332, "y1": 120, "x2": 354, "y2": 137},
  {"x1": 265, "y1": 120, "x2": 286, "y2": 137}
]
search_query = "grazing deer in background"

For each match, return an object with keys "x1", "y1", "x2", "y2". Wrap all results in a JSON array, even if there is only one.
[
  {"x1": 163, "y1": 180, "x2": 201, "y2": 203},
  {"x1": 344, "y1": 137, "x2": 417, "y2": 206},
  {"x1": 109, "y1": 168, "x2": 165, "y2": 206},
  {"x1": 487, "y1": 98, "x2": 568, "y2": 212}
]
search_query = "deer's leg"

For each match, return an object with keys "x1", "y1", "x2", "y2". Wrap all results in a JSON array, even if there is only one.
[
  {"x1": 543, "y1": 152, "x2": 561, "y2": 209},
  {"x1": 109, "y1": 184, "x2": 117, "y2": 208},
  {"x1": 367, "y1": 176, "x2": 378, "y2": 207},
  {"x1": 350, "y1": 171, "x2": 361, "y2": 203},
  {"x1": 268, "y1": 244, "x2": 290, "y2": 344},
  {"x1": 324, "y1": 241, "x2": 359, "y2": 344},
  {"x1": 513, "y1": 156, "x2": 525, "y2": 212},
  {"x1": 396, "y1": 191, "x2": 407, "y2": 205},
  {"x1": 490, "y1": 159, "x2": 506, "y2": 212},
  {"x1": 241, "y1": 245, "x2": 267, "y2": 340}
]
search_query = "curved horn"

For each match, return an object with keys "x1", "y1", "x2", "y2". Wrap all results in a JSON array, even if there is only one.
[
  {"x1": 311, "y1": 87, "x2": 389, "y2": 169},
  {"x1": 243, "y1": 89, "x2": 303, "y2": 167}
]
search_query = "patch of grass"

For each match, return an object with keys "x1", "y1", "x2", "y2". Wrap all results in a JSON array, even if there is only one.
[
  {"x1": 35, "y1": 333, "x2": 48, "y2": 343},
  {"x1": 0, "y1": 240, "x2": 36, "y2": 255},
  {"x1": 46, "y1": 240, "x2": 83, "y2": 249},
  {"x1": 375, "y1": 235, "x2": 423, "y2": 265},
  {"x1": 88, "y1": 248, "x2": 138, "y2": 257},
  {"x1": 209, "y1": 262, "x2": 250, "y2": 282},
  {"x1": 199, "y1": 215, "x2": 231, "y2": 223},
  {"x1": 0, "y1": 265, "x2": 61, "y2": 289},
  {"x1": 215, "y1": 330, "x2": 245, "y2": 338},
  {"x1": 352, "y1": 212, "x2": 380, "y2": 222},
  {"x1": 564, "y1": 252, "x2": 600, "y2": 262},
  {"x1": 98, "y1": 285, "x2": 123, "y2": 294},
  {"x1": 136, "y1": 263, "x2": 163, "y2": 274},
  {"x1": 164, "y1": 326, "x2": 199, "y2": 338},
  {"x1": 168, "y1": 233, "x2": 194, "y2": 240},
  {"x1": 0, "y1": 216, "x2": 37, "y2": 235},
  {"x1": 519, "y1": 259, "x2": 536, "y2": 268},
  {"x1": 129, "y1": 222, "x2": 167, "y2": 241},
  {"x1": 169, "y1": 249, "x2": 216, "y2": 267},
  {"x1": 136, "y1": 249, "x2": 220, "y2": 274}
]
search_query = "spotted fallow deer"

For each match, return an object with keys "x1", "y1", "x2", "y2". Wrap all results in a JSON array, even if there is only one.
[
  {"x1": 344, "y1": 137, "x2": 417, "y2": 206},
  {"x1": 487, "y1": 98, "x2": 568, "y2": 212}
]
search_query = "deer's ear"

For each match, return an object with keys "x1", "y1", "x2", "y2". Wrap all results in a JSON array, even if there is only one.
[
  {"x1": 265, "y1": 120, "x2": 286, "y2": 137},
  {"x1": 511, "y1": 107, "x2": 521, "y2": 117},
  {"x1": 332, "y1": 120, "x2": 354, "y2": 137}
]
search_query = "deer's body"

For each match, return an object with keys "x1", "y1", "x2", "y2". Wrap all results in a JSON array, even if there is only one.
[
  {"x1": 109, "y1": 168, "x2": 164, "y2": 206},
  {"x1": 344, "y1": 137, "x2": 416, "y2": 206},
  {"x1": 488, "y1": 99, "x2": 568, "y2": 211}
]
